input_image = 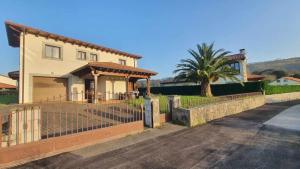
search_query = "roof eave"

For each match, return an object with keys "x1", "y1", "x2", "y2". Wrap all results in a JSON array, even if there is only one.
[{"x1": 5, "y1": 21, "x2": 143, "y2": 59}]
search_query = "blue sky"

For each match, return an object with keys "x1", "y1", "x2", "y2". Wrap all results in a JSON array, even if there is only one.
[{"x1": 1, "y1": 0, "x2": 300, "y2": 79}]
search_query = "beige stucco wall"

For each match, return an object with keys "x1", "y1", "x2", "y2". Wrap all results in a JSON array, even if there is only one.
[
  {"x1": 0, "y1": 75, "x2": 16, "y2": 86},
  {"x1": 104, "y1": 76, "x2": 126, "y2": 100},
  {"x1": 19, "y1": 33, "x2": 137, "y2": 103}
]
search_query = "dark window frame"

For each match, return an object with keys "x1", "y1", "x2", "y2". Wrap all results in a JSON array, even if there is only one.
[
  {"x1": 44, "y1": 44, "x2": 62, "y2": 60},
  {"x1": 90, "y1": 53, "x2": 98, "y2": 61},
  {"x1": 77, "y1": 51, "x2": 87, "y2": 60},
  {"x1": 119, "y1": 59, "x2": 126, "y2": 66},
  {"x1": 228, "y1": 62, "x2": 240, "y2": 73}
]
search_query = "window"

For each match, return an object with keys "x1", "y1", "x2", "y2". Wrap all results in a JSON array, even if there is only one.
[
  {"x1": 77, "y1": 51, "x2": 87, "y2": 60},
  {"x1": 119, "y1": 59, "x2": 126, "y2": 65},
  {"x1": 277, "y1": 80, "x2": 280, "y2": 83},
  {"x1": 90, "y1": 53, "x2": 98, "y2": 61},
  {"x1": 284, "y1": 79, "x2": 288, "y2": 82},
  {"x1": 45, "y1": 45, "x2": 61, "y2": 59},
  {"x1": 229, "y1": 62, "x2": 240, "y2": 73}
]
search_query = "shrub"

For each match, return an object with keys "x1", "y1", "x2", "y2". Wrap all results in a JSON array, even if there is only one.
[
  {"x1": 265, "y1": 85, "x2": 300, "y2": 95},
  {"x1": 139, "y1": 81, "x2": 263, "y2": 96},
  {"x1": 0, "y1": 94, "x2": 18, "y2": 105}
]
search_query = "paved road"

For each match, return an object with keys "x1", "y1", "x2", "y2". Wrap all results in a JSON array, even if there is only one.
[{"x1": 15, "y1": 101, "x2": 300, "y2": 169}]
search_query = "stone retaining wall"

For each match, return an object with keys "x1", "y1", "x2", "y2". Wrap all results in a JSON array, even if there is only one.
[
  {"x1": 173, "y1": 95, "x2": 266, "y2": 127},
  {"x1": 265, "y1": 92, "x2": 300, "y2": 103}
]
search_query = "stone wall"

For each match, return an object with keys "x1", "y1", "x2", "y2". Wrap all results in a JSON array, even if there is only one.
[
  {"x1": 172, "y1": 95, "x2": 266, "y2": 127},
  {"x1": 172, "y1": 107, "x2": 190, "y2": 126},
  {"x1": 160, "y1": 114, "x2": 171, "y2": 123},
  {"x1": 265, "y1": 92, "x2": 300, "y2": 103}
]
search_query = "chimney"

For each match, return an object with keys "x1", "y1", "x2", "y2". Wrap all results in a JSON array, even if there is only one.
[{"x1": 239, "y1": 49, "x2": 246, "y2": 54}]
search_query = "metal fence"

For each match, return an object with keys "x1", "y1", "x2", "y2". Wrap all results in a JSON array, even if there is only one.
[
  {"x1": 0, "y1": 101, "x2": 143, "y2": 148},
  {"x1": 32, "y1": 91, "x2": 141, "y2": 104}
]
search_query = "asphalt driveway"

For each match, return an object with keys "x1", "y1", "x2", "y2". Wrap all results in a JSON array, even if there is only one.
[{"x1": 14, "y1": 100, "x2": 300, "y2": 169}]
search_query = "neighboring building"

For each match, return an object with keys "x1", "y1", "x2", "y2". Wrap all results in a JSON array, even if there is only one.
[
  {"x1": 247, "y1": 74, "x2": 265, "y2": 82},
  {"x1": 269, "y1": 77, "x2": 300, "y2": 86},
  {"x1": 5, "y1": 21, "x2": 157, "y2": 103},
  {"x1": 213, "y1": 49, "x2": 248, "y2": 84},
  {"x1": 0, "y1": 74, "x2": 16, "y2": 90},
  {"x1": 160, "y1": 49, "x2": 248, "y2": 87}
]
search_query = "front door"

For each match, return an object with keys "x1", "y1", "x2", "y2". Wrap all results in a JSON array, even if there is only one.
[{"x1": 85, "y1": 79, "x2": 94, "y2": 102}]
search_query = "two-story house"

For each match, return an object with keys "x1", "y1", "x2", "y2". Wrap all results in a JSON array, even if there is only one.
[{"x1": 5, "y1": 21, "x2": 157, "y2": 104}]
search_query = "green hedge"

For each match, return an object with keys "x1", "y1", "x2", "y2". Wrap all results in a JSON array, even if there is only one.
[
  {"x1": 0, "y1": 94, "x2": 18, "y2": 105},
  {"x1": 139, "y1": 82, "x2": 263, "y2": 96},
  {"x1": 265, "y1": 85, "x2": 300, "y2": 95}
]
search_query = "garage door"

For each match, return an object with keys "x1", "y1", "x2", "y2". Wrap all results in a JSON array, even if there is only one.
[{"x1": 33, "y1": 77, "x2": 68, "y2": 102}]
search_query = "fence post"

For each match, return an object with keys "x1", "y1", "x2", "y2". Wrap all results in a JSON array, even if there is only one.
[
  {"x1": 168, "y1": 95, "x2": 181, "y2": 121},
  {"x1": 144, "y1": 97, "x2": 160, "y2": 128}
]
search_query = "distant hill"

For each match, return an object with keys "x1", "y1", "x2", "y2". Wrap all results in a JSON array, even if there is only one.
[{"x1": 248, "y1": 57, "x2": 300, "y2": 74}]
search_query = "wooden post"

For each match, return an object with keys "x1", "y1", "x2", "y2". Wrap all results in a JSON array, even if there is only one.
[
  {"x1": 146, "y1": 77, "x2": 151, "y2": 96},
  {"x1": 126, "y1": 76, "x2": 129, "y2": 98},
  {"x1": 92, "y1": 70, "x2": 101, "y2": 104}
]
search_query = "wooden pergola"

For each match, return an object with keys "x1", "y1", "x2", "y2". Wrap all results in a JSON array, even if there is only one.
[{"x1": 71, "y1": 62, "x2": 157, "y2": 103}]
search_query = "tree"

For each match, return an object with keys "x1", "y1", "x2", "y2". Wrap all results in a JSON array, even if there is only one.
[
  {"x1": 174, "y1": 43, "x2": 241, "y2": 97},
  {"x1": 292, "y1": 73, "x2": 300, "y2": 79},
  {"x1": 272, "y1": 70, "x2": 287, "y2": 79}
]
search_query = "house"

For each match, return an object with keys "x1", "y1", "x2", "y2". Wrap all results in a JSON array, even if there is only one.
[
  {"x1": 246, "y1": 74, "x2": 265, "y2": 82},
  {"x1": 160, "y1": 49, "x2": 249, "y2": 87},
  {"x1": 213, "y1": 49, "x2": 248, "y2": 84},
  {"x1": 269, "y1": 77, "x2": 300, "y2": 86},
  {"x1": 5, "y1": 21, "x2": 157, "y2": 104},
  {"x1": 0, "y1": 74, "x2": 16, "y2": 90}
]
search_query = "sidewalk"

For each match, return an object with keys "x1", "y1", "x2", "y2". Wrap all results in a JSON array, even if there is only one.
[
  {"x1": 264, "y1": 104, "x2": 300, "y2": 131},
  {"x1": 71, "y1": 123, "x2": 186, "y2": 158}
]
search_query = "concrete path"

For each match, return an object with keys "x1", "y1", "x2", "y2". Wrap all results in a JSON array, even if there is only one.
[
  {"x1": 264, "y1": 104, "x2": 300, "y2": 131},
  {"x1": 14, "y1": 100, "x2": 300, "y2": 169}
]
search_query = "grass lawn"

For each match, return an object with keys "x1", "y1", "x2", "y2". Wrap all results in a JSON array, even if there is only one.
[
  {"x1": 128, "y1": 95, "x2": 220, "y2": 113},
  {"x1": 0, "y1": 94, "x2": 18, "y2": 105},
  {"x1": 180, "y1": 96, "x2": 221, "y2": 109}
]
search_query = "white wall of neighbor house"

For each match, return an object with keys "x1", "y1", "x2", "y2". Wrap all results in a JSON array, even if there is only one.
[
  {"x1": 0, "y1": 75, "x2": 16, "y2": 86},
  {"x1": 269, "y1": 78, "x2": 300, "y2": 86},
  {"x1": 19, "y1": 33, "x2": 137, "y2": 103}
]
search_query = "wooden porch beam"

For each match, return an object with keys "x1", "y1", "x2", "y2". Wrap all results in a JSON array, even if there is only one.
[{"x1": 146, "y1": 77, "x2": 151, "y2": 96}]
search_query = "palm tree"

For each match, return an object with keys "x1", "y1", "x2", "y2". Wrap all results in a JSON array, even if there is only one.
[{"x1": 174, "y1": 43, "x2": 241, "y2": 97}]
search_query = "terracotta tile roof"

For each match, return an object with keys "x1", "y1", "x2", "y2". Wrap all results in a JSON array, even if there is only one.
[
  {"x1": 0, "y1": 82, "x2": 16, "y2": 89},
  {"x1": 87, "y1": 62, "x2": 157, "y2": 75},
  {"x1": 247, "y1": 74, "x2": 265, "y2": 81},
  {"x1": 283, "y1": 77, "x2": 300, "y2": 83},
  {"x1": 226, "y1": 54, "x2": 246, "y2": 61},
  {"x1": 5, "y1": 21, "x2": 142, "y2": 59}
]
